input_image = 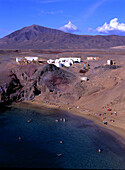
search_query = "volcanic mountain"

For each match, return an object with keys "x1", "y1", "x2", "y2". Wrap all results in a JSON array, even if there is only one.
[{"x1": 1, "y1": 24, "x2": 125, "y2": 49}]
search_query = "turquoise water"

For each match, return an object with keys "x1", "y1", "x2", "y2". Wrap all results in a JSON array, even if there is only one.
[{"x1": 0, "y1": 106, "x2": 125, "y2": 169}]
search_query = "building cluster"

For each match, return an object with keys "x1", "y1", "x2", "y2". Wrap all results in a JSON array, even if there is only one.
[
  {"x1": 16, "y1": 56, "x2": 82, "y2": 67},
  {"x1": 16, "y1": 57, "x2": 39, "y2": 65},
  {"x1": 16, "y1": 56, "x2": 116, "y2": 67},
  {"x1": 47, "y1": 57, "x2": 81, "y2": 67},
  {"x1": 15, "y1": 56, "x2": 117, "y2": 84}
]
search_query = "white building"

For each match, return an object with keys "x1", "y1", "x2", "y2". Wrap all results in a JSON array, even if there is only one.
[
  {"x1": 16, "y1": 57, "x2": 38, "y2": 63},
  {"x1": 63, "y1": 60, "x2": 72, "y2": 67},
  {"x1": 106, "y1": 59, "x2": 116, "y2": 65},
  {"x1": 25, "y1": 57, "x2": 38, "y2": 61},
  {"x1": 87, "y1": 57, "x2": 99, "y2": 60},
  {"x1": 46, "y1": 57, "x2": 81, "y2": 68},
  {"x1": 71, "y1": 57, "x2": 81, "y2": 63},
  {"x1": 54, "y1": 59, "x2": 63, "y2": 67},
  {"x1": 59, "y1": 57, "x2": 81, "y2": 63},
  {"x1": 16, "y1": 57, "x2": 22, "y2": 63},
  {"x1": 81, "y1": 77, "x2": 88, "y2": 81},
  {"x1": 47, "y1": 59, "x2": 55, "y2": 64},
  {"x1": 54, "y1": 62, "x2": 63, "y2": 67}
]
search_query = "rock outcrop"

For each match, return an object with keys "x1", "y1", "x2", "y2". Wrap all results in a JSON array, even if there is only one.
[{"x1": 0, "y1": 64, "x2": 84, "y2": 105}]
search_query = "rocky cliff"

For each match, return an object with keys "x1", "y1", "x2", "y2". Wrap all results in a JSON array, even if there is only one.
[{"x1": 0, "y1": 64, "x2": 85, "y2": 105}]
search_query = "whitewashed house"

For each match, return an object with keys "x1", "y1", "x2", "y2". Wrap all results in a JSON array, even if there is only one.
[
  {"x1": 25, "y1": 57, "x2": 38, "y2": 61},
  {"x1": 87, "y1": 57, "x2": 94, "y2": 60},
  {"x1": 63, "y1": 60, "x2": 72, "y2": 67},
  {"x1": 16, "y1": 57, "x2": 38, "y2": 63},
  {"x1": 47, "y1": 59, "x2": 55, "y2": 64},
  {"x1": 106, "y1": 59, "x2": 116, "y2": 65},
  {"x1": 54, "y1": 59, "x2": 63, "y2": 67},
  {"x1": 16, "y1": 57, "x2": 22, "y2": 63},
  {"x1": 46, "y1": 57, "x2": 81, "y2": 68},
  {"x1": 81, "y1": 77, "x2": 88, "y2": 81},
  {"x1": 71, "y1": 57, "x2": 81, "y2": 63},
  {"x1": 59, "y1": 57, "x2": 81, "y2": 63},
  {"x1": 87, "y1": 57, "x2": 99, "y2": 60}
]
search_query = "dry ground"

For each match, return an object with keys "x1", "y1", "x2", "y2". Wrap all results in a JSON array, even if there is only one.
[{"x1": 0, "y1": 49, "x2": 125, "y2": 138}]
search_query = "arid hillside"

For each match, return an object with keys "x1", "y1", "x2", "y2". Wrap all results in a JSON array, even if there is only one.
[
  {"x1": 0, "y1": 49, "x2": 125, "y2": 109},
  {"x1": 1, "y1": 24, "x2": 125, "y2": 49},
  {"x1": 0, "y1": 49, "x2": 125, "y2": 130}
]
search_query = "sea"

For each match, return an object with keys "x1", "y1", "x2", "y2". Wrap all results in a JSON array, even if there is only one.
[{"x1": 0, "y1": 105, "x2": 125, "y2": 169}]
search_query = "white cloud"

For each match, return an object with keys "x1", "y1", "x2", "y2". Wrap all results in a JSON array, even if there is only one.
[
  {"x1": 96, "y1": 18, "x2": 125, "y2": 35},
  {"x1": 59, "y1": 21, "x2": 79, "y2": 33}
]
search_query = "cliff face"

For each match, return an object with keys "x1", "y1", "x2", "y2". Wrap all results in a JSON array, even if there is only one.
[{"x1": 0, "y1": 64, "x2": 85, "y2": 105}]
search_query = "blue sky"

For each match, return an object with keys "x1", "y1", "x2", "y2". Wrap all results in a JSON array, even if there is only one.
[{"x1": 0, "y1": 0, "x2": 125, "y2": 38}]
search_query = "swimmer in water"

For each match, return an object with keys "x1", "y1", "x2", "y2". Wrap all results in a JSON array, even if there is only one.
[{"x1": 98, "y1": 148, "x2": 101, "y2": 153}]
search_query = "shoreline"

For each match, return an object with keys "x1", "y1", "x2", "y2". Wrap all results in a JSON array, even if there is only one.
[{"x1": 11, "y1": 100, "x2": 125, "y2": 147}]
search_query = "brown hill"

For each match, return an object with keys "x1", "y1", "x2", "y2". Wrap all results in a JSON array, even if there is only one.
[
  {"x1": 1, "y1": 24, "x2": 125, "y2": 49},
  {"x1": 0, "y1": 64, "x2": 79, "y2": 104}
]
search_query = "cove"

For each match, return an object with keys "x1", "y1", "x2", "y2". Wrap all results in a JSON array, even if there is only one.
[{"x1": 0, "y1": 106, "x2": 125, "y2": 169}]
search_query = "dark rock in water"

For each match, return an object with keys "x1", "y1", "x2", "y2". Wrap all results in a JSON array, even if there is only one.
[{"x1": 0, "y1": 64, "x2": 82, "y2": 104}]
